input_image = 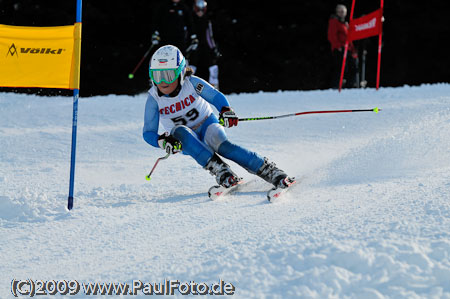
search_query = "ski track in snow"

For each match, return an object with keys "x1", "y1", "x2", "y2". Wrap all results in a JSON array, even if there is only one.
[{"x1": 1, "y1": 85, "x2": 450, "y2": 298}]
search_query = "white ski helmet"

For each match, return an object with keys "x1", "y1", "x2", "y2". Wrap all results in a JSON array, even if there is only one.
[{"x1": 149, "y1": 45, "x2": 186, "y2": 85}]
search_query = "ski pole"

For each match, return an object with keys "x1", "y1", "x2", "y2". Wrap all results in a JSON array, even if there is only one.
[
  {"x1": 238, "y1": 107, "x2": 380, "y2": 122},
  {"x1": 145, "y1": 152, "x2": 170, "y2": 181},
  {"x1": 128, "y1": 43, "x2": 157, "y2": 79},
  {"x1": 360, "y1": 49, "x2": 368, "y2": 88}
]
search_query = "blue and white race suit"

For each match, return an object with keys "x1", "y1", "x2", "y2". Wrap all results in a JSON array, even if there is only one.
[{"x1": 143, "y1": 75, "x2": 264, "y2": 173}]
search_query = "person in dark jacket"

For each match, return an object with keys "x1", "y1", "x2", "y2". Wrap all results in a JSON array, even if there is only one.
[
  {"x1": 327, "y1": 4, "x2": 359, "y2": 89},
  {"x1": 187, "y1": 0, "x2": 222, "y2": 89},
  {"x1": 150, "y1": 0, "x2": 198, "y2": 55}
]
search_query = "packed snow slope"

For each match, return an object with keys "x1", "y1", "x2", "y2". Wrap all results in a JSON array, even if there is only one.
[{"x1": 1, "y1": 84, "x2": 450, "y2": 298}]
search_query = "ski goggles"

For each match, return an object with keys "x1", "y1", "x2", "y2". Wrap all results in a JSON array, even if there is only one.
[{"x1": 150, "y1": 60, "x2": 186, "y2": 84}]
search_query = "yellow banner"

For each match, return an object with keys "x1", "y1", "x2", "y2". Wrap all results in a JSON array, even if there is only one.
[{"x1": 0, "y1": 23, "x2": 81, "y2": 89}]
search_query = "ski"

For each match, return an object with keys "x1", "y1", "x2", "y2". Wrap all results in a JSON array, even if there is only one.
[
  {"x1": 267, "y1": 177, "x2": 297, "y2": 203},
  {"x1": 208, "y1": 177, "x2": 298, "y2": 202},
  {"x1": 208, "y1": 180, "x2": 245, "y2": 200}
]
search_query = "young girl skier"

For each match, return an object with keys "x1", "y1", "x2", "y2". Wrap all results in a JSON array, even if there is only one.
[{"x1": 143, "y1": 45, "x2": 294, "y2": 199}]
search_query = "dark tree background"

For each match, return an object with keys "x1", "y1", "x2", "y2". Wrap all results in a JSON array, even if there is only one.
[{"x1": 1, "y1": 0, "x2": 449, "y2": 96}]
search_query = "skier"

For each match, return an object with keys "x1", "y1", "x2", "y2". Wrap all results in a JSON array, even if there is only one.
[
  {"x1": 150, "y1": 0, "x2": 198, "y2": 55},
  {"x1": 142, "y1": 45, "x2": 295, "y2": 197},
  {"x1": 188, "y1": 0, "x2": 222, "y2": 89}
]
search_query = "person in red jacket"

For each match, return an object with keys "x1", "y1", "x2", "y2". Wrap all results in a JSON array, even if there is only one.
[{"x1": 327, "y1": 4, "x2": 359, "y2": 89}]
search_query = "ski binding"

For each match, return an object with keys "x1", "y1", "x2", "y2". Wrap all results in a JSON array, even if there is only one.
[
  {"x1": 208, "y1": 180, "x2": 244, "y2": 200},
  {"x1": 267, "y1": 177, "x2": 297, "y2": 203}
]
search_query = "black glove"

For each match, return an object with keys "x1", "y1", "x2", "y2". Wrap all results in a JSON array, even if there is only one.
[
  {"x1": 157, "y1": 132, "x2": 182, "y2": 154},
  {"x1": 151, "y1": 31, "x2": 160, "y2": 45},
  {"x1": 219, "y1": 106, "x2": 239, "y2": 128}
]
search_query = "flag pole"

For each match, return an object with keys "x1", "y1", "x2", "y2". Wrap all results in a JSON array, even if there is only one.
[
  {"x1": 68, "y1": 0, "x2": 82, "y2": 210},
  {"x1": 338, "y1": 43, "x2": 348, "y2": 92}
]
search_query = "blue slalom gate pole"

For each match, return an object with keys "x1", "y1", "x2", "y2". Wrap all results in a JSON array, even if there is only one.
[
  {"x1": 68, "y1": 0, "x2": 82, "y2": 210},
  {"x1": 67, "y1": 89, "x2": 79, "y2": 210}
]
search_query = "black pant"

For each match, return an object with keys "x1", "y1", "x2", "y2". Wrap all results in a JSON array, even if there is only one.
[{"x1": 331, "y1": 50, "x2": 359, "y2": 89}]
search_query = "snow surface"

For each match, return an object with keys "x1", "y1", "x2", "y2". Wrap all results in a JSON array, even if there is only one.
[{"x1": 1, "y1": 84, "x2": 450, "y2": 298}]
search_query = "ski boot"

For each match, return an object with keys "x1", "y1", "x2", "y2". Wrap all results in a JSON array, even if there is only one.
[
  {"x1": 204, "y1": 154, "x2": 241, "y2": 188},
  {"x1": 257, "y1": 157, "x2": 294, "y2": 189}
]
